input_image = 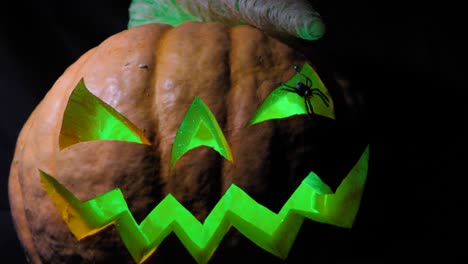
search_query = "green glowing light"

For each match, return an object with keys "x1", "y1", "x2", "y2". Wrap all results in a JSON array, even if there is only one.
[
  {"x1": 297, "y1": 20, "x2": 326, "y2": 40},
  {"x1": 59, "y1": 79, "x2": 150, "y2": 150},
  {"x1": 128, "y1": 0, "x2": 198, "y2": 29},
  {"x1": 40, "y1": 145, "x2": 369, "y2": 264},
  {"x1": 249, "y1": 63, "x2": 335, "y2": 125},
  {"x1": 171, "y1": 97, "x2": 233, "y2": 168}
]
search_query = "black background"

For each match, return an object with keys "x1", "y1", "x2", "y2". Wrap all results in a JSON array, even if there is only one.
[{"x1": 1, "y1": 0, "x2": 465, "y2": 262}]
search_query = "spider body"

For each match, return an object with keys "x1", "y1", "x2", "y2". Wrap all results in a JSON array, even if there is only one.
[{"x1": 280, "y1": 65, "x2": 330, "y2": 117}]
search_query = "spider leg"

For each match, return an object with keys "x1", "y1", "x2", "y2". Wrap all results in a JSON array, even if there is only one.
[
  {"x1": 306, "y1": 78, "x2": 313, "y2": 88},
  {"x1": 292, "y1": 65, "x2": 313, "y2": 88},
  {"x1": 280, "y1": 82, "x2": 300, "y2": 94},
  {"x1": 310, "y1": 88, "x2": 328, "y2": 99},
  {"x1": 312, "y1": 90, "x2": 329, "y2": 102},
  {"x1": 304, "y1": 97, "x2": 314, "y2": 116},
  {"x1": 311, "y1": 89, "x2": 330, "y2": 106},
  {"x1": 315, "y1": 94, "x2": 330, "y2": 107},
  {"x1": 297, "y1": 71, "x2": 313, "y2": 88},
  {"x1": 281, "y1": 87, "x2": 299, "y2": 94}
]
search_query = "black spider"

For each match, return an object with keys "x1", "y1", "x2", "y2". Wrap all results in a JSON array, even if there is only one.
[{"x1": 280, "y1": 65, "x2": 330, "y2": 117}]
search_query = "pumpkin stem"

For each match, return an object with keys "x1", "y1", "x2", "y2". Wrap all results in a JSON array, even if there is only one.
[{"x1": 128, "y1": 0, "x2": 325, "y2": 40}]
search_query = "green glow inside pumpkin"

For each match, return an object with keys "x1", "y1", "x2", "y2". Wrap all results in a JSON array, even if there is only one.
[
  {"x1": 249, "y1": 63, "x2": 335, "y2": 125},
  {"x1": 40, "y1": 145, "x2": 369, "y2": 264},
  {"x1": 59, "y1": 79, "x2": 150, "y2": 150},
  {"x1": 170, "y1": 63, "x2": 335, "y2": 166},
  {"x1": 170, "y1": 96, "x2": 233, "y2": 168},
  {"x1": 50, "y1": 67, "x2": 368, "y2": 263}
]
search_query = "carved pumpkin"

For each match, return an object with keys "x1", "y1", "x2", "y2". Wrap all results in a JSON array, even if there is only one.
[{"x1": 8, "y1": 12, "x2": 369, "y2": 264}]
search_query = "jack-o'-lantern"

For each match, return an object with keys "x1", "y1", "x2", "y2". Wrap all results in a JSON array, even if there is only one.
[{"x1": 8, "y1": 1, "x2": 369, "y2": 263}]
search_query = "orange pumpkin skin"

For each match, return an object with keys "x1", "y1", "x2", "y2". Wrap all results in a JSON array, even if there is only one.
[{"x1": 9, "y1": 21, "x2": 349, "y2": 263}]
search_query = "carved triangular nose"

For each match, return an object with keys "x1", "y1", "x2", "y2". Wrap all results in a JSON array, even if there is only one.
[{"x1": 170, "y1": 96, "x2": 233, "y2": 168}]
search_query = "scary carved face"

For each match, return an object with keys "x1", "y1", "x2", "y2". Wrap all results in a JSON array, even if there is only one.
[{"x1": 9, "y1": 22, "x2": 368, "y2": 264}]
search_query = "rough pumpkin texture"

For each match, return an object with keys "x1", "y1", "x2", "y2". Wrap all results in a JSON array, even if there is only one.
[{"x1": 9, "y1": 21, "x2": 362, "y2": 263}]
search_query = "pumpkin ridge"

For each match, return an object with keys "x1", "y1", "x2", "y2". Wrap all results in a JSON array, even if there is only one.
[
  {"x1": 151, "y1": 21, "x2": 192, "y2": 157},
  {"x1": 151, "y1": 21, "x2": 233, "y2": 221},
  {"x1": 143, "y1": 23, "x2": 173, "y2": 149}
]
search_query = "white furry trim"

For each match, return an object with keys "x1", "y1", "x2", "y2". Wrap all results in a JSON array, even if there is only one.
[{"x1": 129, "y1": 0, "x2": 325, "y2": 40}]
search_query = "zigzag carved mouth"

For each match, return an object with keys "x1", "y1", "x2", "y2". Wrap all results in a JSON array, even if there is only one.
[{"x1": 40, "y1": 144, "x2": 368, "y2": 264}]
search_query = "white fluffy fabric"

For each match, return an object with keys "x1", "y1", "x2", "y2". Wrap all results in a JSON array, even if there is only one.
[{"x1": 129, "y1": 0, "x2": 325, "y2": 40}]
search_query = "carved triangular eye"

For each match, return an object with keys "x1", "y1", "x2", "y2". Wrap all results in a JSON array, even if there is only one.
[
  {"x1": 59, "y1": 79, "x2": 150, "y2": 150},
  {"x1": 171, "y1": 96, "x2": 233, "y2": 168},
  {"x1": 249, "y1": 63, "x2": 335, "y2": 125}
]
